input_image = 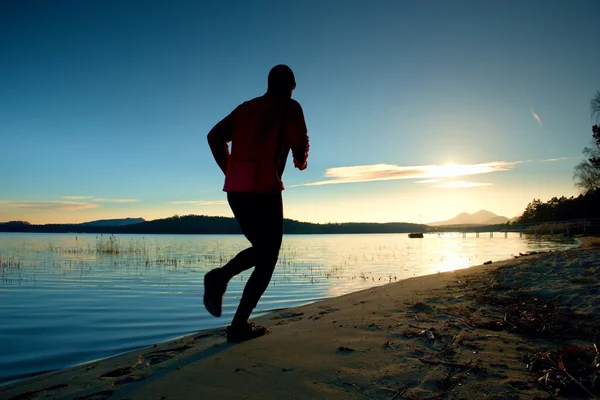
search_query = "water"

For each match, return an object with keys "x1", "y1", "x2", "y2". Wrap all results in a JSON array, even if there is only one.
[{"x1": 0, "y1": 232, "x2": 578, "y2": 384}]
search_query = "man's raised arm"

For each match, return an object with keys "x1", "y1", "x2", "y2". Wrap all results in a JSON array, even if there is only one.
[{"x1": 287, "y1": 101, "x2": 309, "y2": 170}]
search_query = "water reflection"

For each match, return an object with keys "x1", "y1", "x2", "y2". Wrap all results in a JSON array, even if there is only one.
[{"x1": 0, "y1": 232, "x2": 578, "y2": 383}]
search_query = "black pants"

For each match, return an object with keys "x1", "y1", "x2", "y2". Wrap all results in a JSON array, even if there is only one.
[{"x1": 220, "y1": 192, "x2": 283, "y2": 325}]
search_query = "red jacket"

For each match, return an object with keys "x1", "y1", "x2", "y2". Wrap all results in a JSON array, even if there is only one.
[{"x1": 208, "y1": 95, "x2": 309, "y2": 192}]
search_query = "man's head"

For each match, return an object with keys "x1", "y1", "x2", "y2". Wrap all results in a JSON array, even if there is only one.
[{"x1": 267, "y1": 65, "x2": 296, "y2": 97}]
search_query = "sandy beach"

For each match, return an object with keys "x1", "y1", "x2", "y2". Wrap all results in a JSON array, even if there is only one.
[{"x1": 2, "y1": 236, "x2": 599, "y2": 400}]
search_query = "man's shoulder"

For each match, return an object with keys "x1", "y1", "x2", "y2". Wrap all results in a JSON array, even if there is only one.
[
  {"x1": 286, "y1": 98, "x2": 305, "y2": 118},
  {"x1": 286, "y1": 98, "x2": 302, "y2": 108},
  {"x1": 236, "y1": 96, "x2": 263, "y2": 109},
  {"x1": 236, "y1": 96, "x2": 303, "y2": 116}
]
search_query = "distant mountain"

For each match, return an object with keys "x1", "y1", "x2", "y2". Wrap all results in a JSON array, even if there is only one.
[
  {"x1": 428, "y1": 210, "x2": 509, "y2": 227},
  {"x1": 78, "y1": 218, "x2": 145, "y2": 227}
]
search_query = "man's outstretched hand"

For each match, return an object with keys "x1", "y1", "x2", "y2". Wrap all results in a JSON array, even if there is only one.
[{"x1": 294, "y1": 159, "x2": 307, "y2": 170}]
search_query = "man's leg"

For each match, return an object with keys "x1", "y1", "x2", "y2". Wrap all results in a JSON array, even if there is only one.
[
  {"x1": 203, "y1": 193, "x2": 258, "y2": 317},
  {"x1": 219, "y1": 247, "x2": 255, "y2": 280},
  {"x1": 230, "y1": 193, "x2": 283, "y2": 330}
]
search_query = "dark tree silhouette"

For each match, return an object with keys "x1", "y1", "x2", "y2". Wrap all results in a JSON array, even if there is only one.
[
  {"x1": 0, "y1": 215, "x2": 428, "y2": 234},
  {"x1": 518, "y1": 191, "x2": 600, "y2": 223},
  {"x1": 573, "y1": 92, "x2": 600, "y2": 193},
  {"x1": 591, "y1": 90, "x2": 600, "y2": 124}
]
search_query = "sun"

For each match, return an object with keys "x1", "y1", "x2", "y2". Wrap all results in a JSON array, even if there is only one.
[{"x1": 431, "y1": 163, "x2": 494, "y2": 179}]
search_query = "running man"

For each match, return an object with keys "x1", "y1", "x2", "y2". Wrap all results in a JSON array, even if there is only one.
[{"x1": 204, "y1": 65, "x2": 309, "y2": 342}]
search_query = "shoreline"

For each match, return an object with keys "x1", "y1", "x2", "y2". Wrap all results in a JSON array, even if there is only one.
[{"x1": 2, "y1": 236, "x2": 599, "y2": 399}]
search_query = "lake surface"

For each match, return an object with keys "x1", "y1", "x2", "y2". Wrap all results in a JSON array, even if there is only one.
[{"x1": 0, "y1": 232, "x2": 579, "y2": 384}]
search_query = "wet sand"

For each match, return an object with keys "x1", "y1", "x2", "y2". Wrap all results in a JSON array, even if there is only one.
[{"x1": 2, "y1": 236, "x2": 599, "y2": 400}]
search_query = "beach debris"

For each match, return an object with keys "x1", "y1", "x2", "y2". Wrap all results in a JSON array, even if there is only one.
[
  {"x1": 402, "y1": 327, "x2": 437, "y2": 342},
  {"x1": 425, "y1": 330, "x2": 436, "y2": 342},
  {"x1": 401, "y1": 329, "x2": 422, "y2": 338},
  {"x1": 342, "y1": 382, "x2": 360, "y2": 392},
  {"x1": 455, "y1": 318, "x2": 476, "y2": 330},
  {"x1": 476, "y1": 292, "x2": 600, "y2": 342},
  {"x1": 483, "y1": 260, "x2": 492, "y2": 265},
  {"x1": 419, "y1": 358, "x2": 487, "y2": 375},
  {"x1": 365, "y1": 323, "x2": 382, "y2": 331},
  {"x1": 391, "y1": 386, "x2": 408, "y2": 399},
  {"x1": 383, "y1": 340, "x2": 395, "y2": 350},
  {"x1": 409, "y1": 302, "x2": 435, "y2": 314},
  {"x1": 526, "y1": 344, "x2": 600, "y2": 397},
  {"x1": 517, "y1": 251, "x2": 542, "y2": 258},
  {"x1": 338, "y1": 346, "x2": 354, "y2": 353},
  {"x1": 475, "y1": 320, "x2": 504, "y2": 331}
]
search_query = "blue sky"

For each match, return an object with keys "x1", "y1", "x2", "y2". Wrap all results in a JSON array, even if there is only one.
[{"x1": 1, "y1": 0, "x2": 599, "y2": 224}]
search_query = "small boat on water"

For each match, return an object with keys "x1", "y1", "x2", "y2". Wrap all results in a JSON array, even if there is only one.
[{"x1": 408, "y1": 232, "x2": 424, "y2": 238}]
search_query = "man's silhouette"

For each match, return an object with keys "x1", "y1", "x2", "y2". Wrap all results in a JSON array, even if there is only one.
[{"x1": 204, "y1": 65, "x2": 309, "y2": 342}]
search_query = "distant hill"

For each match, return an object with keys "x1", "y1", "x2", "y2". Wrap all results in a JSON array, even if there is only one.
[
  {"x1": 0, "y1": 215, "x2": 428, "y2": 235},
  {"x1": 428, "y1": 210, "x2": 509, "y2": 227},
  {"x1": 78, "y1": 218, "x2": 145, "y2": 227}
]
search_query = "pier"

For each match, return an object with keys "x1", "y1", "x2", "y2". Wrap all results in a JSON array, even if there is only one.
[{"x1": 435, "y1": 218, "x2": 600, "y2": 238}]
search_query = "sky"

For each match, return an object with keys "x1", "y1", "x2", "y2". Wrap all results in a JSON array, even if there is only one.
[{"x1": 1, "y1": 0, "x2": 599, "y2": 225}]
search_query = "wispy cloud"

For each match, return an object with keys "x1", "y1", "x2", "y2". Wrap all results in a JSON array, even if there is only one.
[
  {"x1": 295, "y1": 161, "x2": 520, "y2": 187},
  {"x1": 93, "y1": 198, "x2": 140, "y2": 203},
  {"x1": 2, "y1": 201, "x2": 99, "y2": 211},
  {"x1": 414, "y1": 179, "x2": 443, "y2": 184},
  {"x1": 540, "y1": 157, "x2": 568, "y2": 162},
  {"x1": 169, "y1": 200, "x2": 228, "y2": 205},
  {"x1": 530, "y1": 107, "x2": 543, "y2": 127},
  {"x1": 61, "y1": 196, "x2": 92, "y2": 200},
  {"x1": 433, "y1": 181, "x2": 493, "y2": 189}
]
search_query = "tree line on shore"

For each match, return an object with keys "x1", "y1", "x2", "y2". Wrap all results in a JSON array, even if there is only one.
[
  {"x1": 517, "y1": 190, "x2": 600, "y2": 224},
  {"x1": 0, "y1": 216, "x2": 428, "y2": 235},
  {"x1": 518, "y1": 90, "x2": 600, "y2": 224}
]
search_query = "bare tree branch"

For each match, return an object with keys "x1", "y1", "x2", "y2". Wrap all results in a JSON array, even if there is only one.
[{"x1": 591, "y1": 90, "x2": 600, "y2": 123}]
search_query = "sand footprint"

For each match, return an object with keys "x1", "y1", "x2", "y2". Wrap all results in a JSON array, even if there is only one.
[
  {"x1": 8, "y1": 383, "x2": 69, "y2": 400},
  {"x1": 134, "y1": 344, "x2": 193, "y2": 368},
  {"x1": 270, "y1": 311, "x2": 304, "y2": 325},
  {"x1": 73, "y1": 389, "x2": 115, "y2": 399}
]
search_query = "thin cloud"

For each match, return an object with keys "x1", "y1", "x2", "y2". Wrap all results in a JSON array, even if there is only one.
[
  {"x1": 61, "y1": 196, "x2": 92, "y2": 200},
  {"x1": 530, "y1": 107, "x2": 543, "y2": 127},
  {"x1": 296, "y1": 161, "x2": 521, "y2": 187},
  {"x1": 169, "y1": 200, "x2": 228, "y2": 205},
  {"x1": 433, "y1": 181, "x2": 493, "y2": 189},
  {"x1": 540, "y1": 157, "x2": 568, "y2": 162},
  {"x1": 414, "y1": 179, "x2": 443, "y2": 184},
  {"x1": 93, "y1": 198, "x2": 140, "y2": 203},
  {"x1": 2, "y1": 201, "x2": 99, "y2": 211}
]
